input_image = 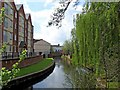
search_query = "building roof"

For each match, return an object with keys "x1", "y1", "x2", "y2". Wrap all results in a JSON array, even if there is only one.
[
  {"x1": 16, "y1": 4, "x2": 22, "y2": 10},
  {"x1": 33, "y1": 39, "x2": 51, "y2": 45},
  {"x1": 16, "y1": 4, "x2": 26, "y2": 21},
  {"x1": 52, "y1": 44, "x2": 63, "y2": 47},
  {"x1": 25, "y1": 13, "x2": 33, "y2": 26},
  {"x1": 33, "y1": 39, "x2": 40, "y2": 43}
]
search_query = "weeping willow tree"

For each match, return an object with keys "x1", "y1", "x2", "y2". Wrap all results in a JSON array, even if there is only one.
[
  {"x1": 71, "y1": 2, "x2": 120, "y2": 88},
  {"x1": 71, "y1": 28, "x2": 80, "y2": 65}
]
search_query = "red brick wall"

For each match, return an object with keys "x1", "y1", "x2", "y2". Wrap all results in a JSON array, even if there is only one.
[
  {"x1": 1, "y1": 55, "x2": 43, "y2": 69},
  {"x1": 19, "y1": 55, "x2": 43, "y2": 68}
]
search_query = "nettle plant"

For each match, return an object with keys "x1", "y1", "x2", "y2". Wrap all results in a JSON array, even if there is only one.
[{"x1": 0, "y1": 8, "x2": 27, "y2": 87}]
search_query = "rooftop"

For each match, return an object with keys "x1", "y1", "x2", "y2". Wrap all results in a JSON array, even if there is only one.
[{"x1": 16, "y1": 4, "x2": 22, "y2": 10}]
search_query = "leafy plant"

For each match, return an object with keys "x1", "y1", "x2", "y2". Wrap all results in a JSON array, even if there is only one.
[
  {"x1": 0, "y1": 7, "x2": 5, "y2": 23},
  {"x1": 0, "y1": 44, "x2": 27, "y2": 87},
  {"x1": 63, "y1": 2, "x2": 119, "y2": 88}
]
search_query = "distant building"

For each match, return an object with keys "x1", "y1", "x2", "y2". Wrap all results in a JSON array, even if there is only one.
[
  {"x1": 51, "y1": 44, "x2": 63, "y2": 53},
  {"x1": 34, "y1": 39, "x2": 51, "y2": 57}
]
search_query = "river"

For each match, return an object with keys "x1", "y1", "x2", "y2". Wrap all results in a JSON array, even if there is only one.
[
  {"x1": 32, "y1": 57, "x2": 96, "y2": 89},
  {"x1": 33, "y1": 58, "x2": 72, "y2": 88}
]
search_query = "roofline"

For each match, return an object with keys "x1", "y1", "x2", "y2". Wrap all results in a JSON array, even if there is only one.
[
  {"x1": 34, "y1": 39, "x2": 51, "y2": 45},
  {"x1": 25, "y1": 13, "x2": 33, "y2": 26},
  {"x1": 16, "y1": 4, "x2": 26, "y2": 19}
]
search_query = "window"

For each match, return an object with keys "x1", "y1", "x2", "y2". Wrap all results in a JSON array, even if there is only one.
[
  {"x1": 4, "y1": 3, "x2": 8, "y2": 15},
  {"x1": 3, "y1": 31, "x2": 13, "y2": 43},
  {"x1": 19, "y1": 26, "x2": 24, "y2": 37},
  {"x1": 9, "y1": 32, "x2": 12, "y2": 40},
  {"x1": 4, "y1": 17, "x2": 13, "y2": 29},
  {"x1": 4, "y1": 3, "x2": 13, "y2": 16},
  {"x1": 10, "y1": 7, "x2": 13, "y2": 15},
  {"x1": 19, "y1": 14, "x2": 24, "y2": 27},
  {"x1": 3, "y1": 31, "x2": 7, "y2": 42},
  {"x1": 4, "y1": 17, "x2": 8, "y2": 28},
  {"x1": 9, "y1": 19, "x2": 13, "y2": 28}
]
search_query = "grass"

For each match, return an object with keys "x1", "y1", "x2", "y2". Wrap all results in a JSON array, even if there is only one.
[{"x1": 16, "y1": 58, "x2": 54, "y2": 78}]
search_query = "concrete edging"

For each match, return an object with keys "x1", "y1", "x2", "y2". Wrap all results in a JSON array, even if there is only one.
[{"x1": 2, "y1": 61, "x2": 55, "y2": 90}]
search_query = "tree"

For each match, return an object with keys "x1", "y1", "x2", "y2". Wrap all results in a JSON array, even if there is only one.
[
  {"x1": 62, "y1": 39, "x2": 73, "y2": 55},
  {"x1": 72, "y1": 2, "x2": 119, "y2": 88},
  {"x1": 48, "y1": 0, "x2": 80, "y2": 27},
  {"x1": 62, "y1": 2, "x2": 119, "y2": 88}
]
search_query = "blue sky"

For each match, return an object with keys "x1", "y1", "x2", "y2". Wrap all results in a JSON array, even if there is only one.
[{"x1": 14, "y1": 0, "x2": 84, "y2": 45}]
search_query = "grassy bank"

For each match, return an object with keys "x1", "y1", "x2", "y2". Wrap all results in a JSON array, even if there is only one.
[{"x1": 16, "y1": 58, "x2": 54, "y2": 77}]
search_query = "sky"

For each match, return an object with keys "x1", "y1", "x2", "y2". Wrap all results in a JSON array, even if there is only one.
[{"x1": 14, "y1": 0, "x2": 84, "y2": 45}]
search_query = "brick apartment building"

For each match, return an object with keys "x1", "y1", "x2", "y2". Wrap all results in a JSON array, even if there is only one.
[
  {"x1": 25, "y1": 13, "x2": 34, "y2": 53},
  {"x1": 0, "y1": 1, "x2": 34, "y2": 53}
]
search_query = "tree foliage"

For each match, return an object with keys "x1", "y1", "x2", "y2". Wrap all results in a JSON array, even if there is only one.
[
  {"x1": 62, "y1": 2, "x2": 120, "y2": 88},
  {"x1": 70, "y1": 2, "x2": 120, "y2": 88},
  {"x1": 62, "y1": 39, "x2": 73, "y2": 55},
  {"x1": 48, "y1": 0, "x2": 80, "y2": 27}
]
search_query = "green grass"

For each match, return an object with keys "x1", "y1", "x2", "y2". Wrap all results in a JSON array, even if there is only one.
[{"x1": 16, "y1": 58, "x2": 53, "y2": 78}]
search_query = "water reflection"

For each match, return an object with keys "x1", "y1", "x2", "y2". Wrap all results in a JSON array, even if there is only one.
[
  {"x1": 33, "y1": 58, "x2": 72, "y2": 88},
  {"x1": 33, "y1": 58, "x2": 96, "y2": 89},
  {"x1": 61, "y1": 60, "x2": 96, "y2": 88}
]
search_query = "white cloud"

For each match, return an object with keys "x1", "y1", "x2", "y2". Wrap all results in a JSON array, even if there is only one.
[
  {"x1": 14, "y1": 0, "x2": 83, "y2": 45},
  {"x1": 44, "y1": 0, "x2": 56, "y2": 7}
]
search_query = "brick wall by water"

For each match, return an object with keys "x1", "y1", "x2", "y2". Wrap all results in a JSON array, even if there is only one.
[{"x1": 0, "y1": 55, "x2": 43, "y2": 69}]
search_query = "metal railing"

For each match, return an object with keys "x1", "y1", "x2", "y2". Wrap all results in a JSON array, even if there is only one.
[{"x1": 1, "y1": 52, "x2": 42, "y2": 60}]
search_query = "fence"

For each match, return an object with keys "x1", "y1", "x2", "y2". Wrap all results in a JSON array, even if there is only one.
[{"x1": 1, "y1": 52, "x2": 42, "y2": 60}]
